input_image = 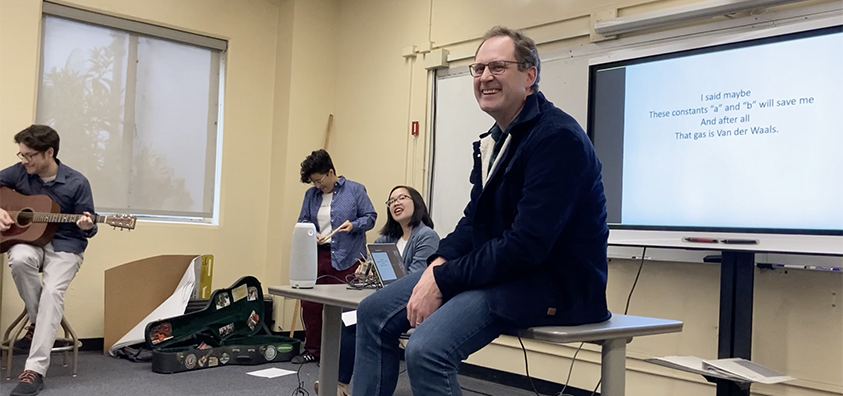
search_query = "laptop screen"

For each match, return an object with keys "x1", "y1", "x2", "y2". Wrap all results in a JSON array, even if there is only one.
[{"x1": 371, "y1": 251, "x2": 398, "y2": 282}]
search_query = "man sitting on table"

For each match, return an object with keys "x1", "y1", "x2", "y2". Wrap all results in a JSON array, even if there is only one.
[{"x1": 351, "y1": 26, "x2": 612, "y2": 396}]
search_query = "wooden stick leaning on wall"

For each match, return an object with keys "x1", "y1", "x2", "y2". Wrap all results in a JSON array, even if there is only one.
[
  {"x1": 290, "y1": 113, "x2": 335, "y2": 337},
  {"x1": 323, "y1": 114, "x2": 334, "y2": 150}
]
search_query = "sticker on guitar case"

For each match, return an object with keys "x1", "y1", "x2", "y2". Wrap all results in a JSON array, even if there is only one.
[
  {"x1": 247, "y1": 286, "x2": 258, "y2": 301},
  {"x1": 247, "y1": 310, "x2": 259, "y2": 331},
  {"x1": 215, "y1": 293, "x2": 231, "y2": 310},
  {"x1": 198, "y1": 354, "x2": 207, "y2": 367},
  {"x1": 232, "y1": 284, "x2": 248, "y2": 302},
  {"x1": 185, "y1": 354, "x2": 197, "y2": 369},
  {"x1": 220, "y1": 353, "x2": 230, "y2": 365},
  {"x1": 219, "y1": 323, "x2": 235, "y2": 337},
  {"x1": 263, "y1": 345, "x2": 277, "y2": 361},
  {"x1": 208, "y1": 356, "x2": 219, "y2": 367},
  {"x1": 149, "y1": 322, "x2": 172, "y2": 345}
]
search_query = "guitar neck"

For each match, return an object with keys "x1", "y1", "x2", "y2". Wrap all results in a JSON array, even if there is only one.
[{"x1": 8, "y1": 211, "x2": 102, "y2": 224}]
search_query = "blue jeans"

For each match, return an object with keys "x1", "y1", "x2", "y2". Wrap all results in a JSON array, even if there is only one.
[{"x1": 353, "y1": 270, "x2": 512, "y2": 396}]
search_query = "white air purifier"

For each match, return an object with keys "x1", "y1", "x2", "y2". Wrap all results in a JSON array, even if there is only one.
[{"x1": 289, "y1": 222, "x2": 318, "y2": 288}]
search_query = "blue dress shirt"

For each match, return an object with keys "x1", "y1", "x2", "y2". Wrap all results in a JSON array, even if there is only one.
[
  {"x1": 298, "y1": 176, "x2": 377, "y2": 271},
  {"x1": 0, "y1": 161, "x2": 98, "y2": 254}
]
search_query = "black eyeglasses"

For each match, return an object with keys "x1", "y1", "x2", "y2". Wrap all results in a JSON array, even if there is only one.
[
  {"x1": 468, "y1": 60, "x2": 521, "y2": 77},
  {"x1": 16, "y1": 151, "x2": 42, "y2": 161},
  {"x1": 385, "y1": 194, "x2": 411, "y2": 207}
]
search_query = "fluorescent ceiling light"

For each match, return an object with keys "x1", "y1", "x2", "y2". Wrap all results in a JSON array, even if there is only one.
[{"x1": 594, "y1": 0, "x2": 810, "y2": 36}]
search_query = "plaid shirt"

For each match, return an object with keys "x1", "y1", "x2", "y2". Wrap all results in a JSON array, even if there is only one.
[{"x1": 298, "y1": 176, "x2": 377, "y2": 270}]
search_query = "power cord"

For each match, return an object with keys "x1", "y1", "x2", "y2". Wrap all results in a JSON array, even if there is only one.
[
  {"x1": 517, "y1": 337, "x2": 542, "y2": 396},
  {"x1": 314, "y1": 254, "x2": 380, "y2": 290},
  {"x1": 590, "y1": 379, "x2": 601, "y2": 396},
  {"x1": 314, "y1": 274, "x2": 356, "y2": 285},
  {"x1": 624, "y1": 247, "x2": 647, "y2": 316},
  {"x1": 557, "y1": 342, "x2": 584, "y2": 396},
  {"x1": 290, "y1": 360, "x2": 310, "y2": 396},
  {"x1": 313, "y1": 272, "x2": 377, "y2": 291},
  {"x1": 587, "y1": 246, "x2": 647, "y2": 396}
]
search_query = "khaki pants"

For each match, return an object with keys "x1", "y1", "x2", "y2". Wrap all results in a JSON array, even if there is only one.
[{"x1": 8, "y1": 243, "x2": 82, "y2": 376}]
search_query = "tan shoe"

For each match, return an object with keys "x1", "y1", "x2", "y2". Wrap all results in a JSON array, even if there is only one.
[
  {"x1": 313, "y1": 381, "x2": 351, "y2": 396},
  {"x1": 337, "y1": 382, "x2": 351, "y2": 396}
]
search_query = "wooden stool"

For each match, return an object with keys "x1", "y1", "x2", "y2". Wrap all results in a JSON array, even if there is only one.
[{"x1": 0, "y1": 309, "x2": 81, "y2": 380}]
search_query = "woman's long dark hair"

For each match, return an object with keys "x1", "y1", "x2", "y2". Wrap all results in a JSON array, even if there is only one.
[{"x1": 380, "y1": 185, "x2": 434, "y2": 239}]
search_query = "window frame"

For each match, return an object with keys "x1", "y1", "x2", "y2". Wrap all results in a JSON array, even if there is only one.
[{"x1": 38, "y1": 1, "x2": 227, "y2": 224}]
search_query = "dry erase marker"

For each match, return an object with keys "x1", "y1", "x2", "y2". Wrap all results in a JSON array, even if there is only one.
[
  {"x1": 720, "y1": 239, "x2": 758, "y2": 244},
  {"x1": 683, "y1": 237, "x2": 718, "y2": 243}
]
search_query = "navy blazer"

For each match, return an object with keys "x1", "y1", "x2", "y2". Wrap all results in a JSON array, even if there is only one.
[{"x1": 431, "y1": 92, "x2": 611, "y2": 327}]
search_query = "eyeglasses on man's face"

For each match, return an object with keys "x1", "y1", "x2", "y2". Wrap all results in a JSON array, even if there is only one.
[
  {"x1": 17, "y1": 151, "x2": 42, "y2": 162},
  {"x1": 386, "y1": 194, "x2": 412, "y2": 207},
  {"x1": 468, "y1": 60, "x2": 521, "y2": 77}
]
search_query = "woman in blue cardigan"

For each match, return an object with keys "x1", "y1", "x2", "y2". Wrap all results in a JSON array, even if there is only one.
[
  {"x1": 317, "y1": 185, "x2": 439, "y2": 396},
  {"x1": 373, "y1": 186, "x2": 440, "y2": 273}
]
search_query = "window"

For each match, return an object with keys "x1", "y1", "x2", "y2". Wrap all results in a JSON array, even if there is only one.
[{"x1": 35, "y1": 2, "x2": 226, "y2": 222}]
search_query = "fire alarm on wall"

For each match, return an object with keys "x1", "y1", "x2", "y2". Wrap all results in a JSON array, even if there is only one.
[{"x1": 411, "y1": 121, "x2": 419, "y2": 136}]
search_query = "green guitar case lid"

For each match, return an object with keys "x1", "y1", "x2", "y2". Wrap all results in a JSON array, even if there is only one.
[{"x1": 145, "y1": 276, "x2": 300, "y2": 374}]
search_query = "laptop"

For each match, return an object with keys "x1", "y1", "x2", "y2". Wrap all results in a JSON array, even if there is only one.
[{"x1": 367, "y1": 243, "x2": 406, "y2": 287}]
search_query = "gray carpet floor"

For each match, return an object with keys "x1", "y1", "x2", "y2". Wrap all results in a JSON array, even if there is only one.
[{"x1": 0, "y1": 351, "x2": 543, "y2": 396}]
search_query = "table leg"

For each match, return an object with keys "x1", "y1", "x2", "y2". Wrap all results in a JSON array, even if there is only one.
[
  {"x1": 320, "y1": 304, "x2": 342, "y2": 396},
  {"x1": 601, "y1": 338, "x2": 627, "y2": 396}
]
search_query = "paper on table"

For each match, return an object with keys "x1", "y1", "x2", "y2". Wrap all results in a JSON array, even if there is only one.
[
  {"x1": 342, "y1": 310, "x2": 357, "y2": 326},
  {"x1": 247, "y1": 368, "x2": 296, "y2": 379},
  {"x1": 646, "y1": 356, "x2": 795, "y2": 385},
  {"x1": 702, "y1": 358, "x2": 795, "y2": 384},
  {"x1": 645, "y1": 356, "x2": 748, "y2": 382}
]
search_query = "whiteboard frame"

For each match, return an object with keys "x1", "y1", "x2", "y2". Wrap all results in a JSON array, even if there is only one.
[{"x1": 428, "y1": 2, "x2": 843, "y2": 260}]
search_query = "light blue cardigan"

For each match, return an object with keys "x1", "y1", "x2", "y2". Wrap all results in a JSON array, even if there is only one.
[{"x1": 374, "y1": 223, "x2": 440, "y2": 274}]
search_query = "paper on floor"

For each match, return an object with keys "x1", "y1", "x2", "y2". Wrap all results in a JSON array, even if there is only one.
[
  {"x1": 247, "y1": 368, "x2": 296, "y2": 379},
  {"x1": 342, "y1": 310, "x2": 357, "y2": 326}
]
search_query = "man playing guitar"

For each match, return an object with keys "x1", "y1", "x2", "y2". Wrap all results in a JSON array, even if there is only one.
[{"x1": 0, "y1": 125, "x2": 96, "y2": 396}]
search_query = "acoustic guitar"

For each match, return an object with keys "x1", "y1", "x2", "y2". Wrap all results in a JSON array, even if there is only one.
[{"x1": 0, "y1": 187, "x2": 136, "y2": 253}]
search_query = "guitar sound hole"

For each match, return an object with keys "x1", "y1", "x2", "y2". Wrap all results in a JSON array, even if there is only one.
[{"x1": 16, "y1": 209, "x2": 34, "y2": 227}]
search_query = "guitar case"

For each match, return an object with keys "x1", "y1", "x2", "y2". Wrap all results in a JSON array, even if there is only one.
[{"x1": 146, "y1": 276, "x2": 300, "y2": 374}]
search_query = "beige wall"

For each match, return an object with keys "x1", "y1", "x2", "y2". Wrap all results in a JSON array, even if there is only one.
[
  {"x1": 1, "y1": 0, "x2": 840, "y2": 395},
  {"x1": 325, "y1": 1, "x2": 843, "y2": 396},
  {"x1": 270, "y1": 0, "x2": 342, "y2": 328},
  {"x1": 0, "y1": 0, "x2": 280, "y2": 338}
]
